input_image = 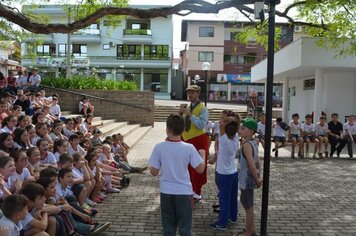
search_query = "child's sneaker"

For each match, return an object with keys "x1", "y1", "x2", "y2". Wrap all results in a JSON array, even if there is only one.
[
  {"x1": 298, "y1": 151, "x2": 301, "y2": 157},
  {"x1": 107, "y1": 187, "x2": 120, "y2": 193},
  {"x1": 318, "y1": 152, "x2": 323, "y2": 159},
  {"x1": 274, "y1": 150, "x2": 278, "y2": 158},
  {"x1": 209, "y1": 222, "x2": 228, "y2": 231},
  {"x1": 324, "y1": 151, "x2": 329, "y2": 158},
  {"x1": 313, "y1": 153, "x2": 318, "y2": 159},
  {"x1": 306, "y1": 152, "x2": 310, "y2": 158},
  {"x1": 228, "y1": 218, "x2": 237, "y2": 224}
]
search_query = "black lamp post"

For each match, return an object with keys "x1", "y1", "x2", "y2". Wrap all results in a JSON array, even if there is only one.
[
  {"x1": 260, "y1": 1, "x2": 280, "y2": 236},
  {"x1": 202, "y1": 62, "x2": 211, "y2": 107}
]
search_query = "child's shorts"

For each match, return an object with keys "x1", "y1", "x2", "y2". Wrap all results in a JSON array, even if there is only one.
[
  {"x1": 274, "y1": 136, "x2": 286, "y2": 143},
  {"x1": 240, "y1": 189, "x2": 254, "y2": 209},
  {"x1": 304, "y1": 135, "x2": 316, "y2": 142},
  {"x1": 290, "y1": 134, "x2": 299, "y2": 140}
]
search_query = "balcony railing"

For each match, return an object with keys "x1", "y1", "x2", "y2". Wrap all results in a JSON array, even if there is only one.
[
  {"x1": 73, "y1": 29, "x2": 100, "y2": 35},
  {"x1": 123, "y1": 29, "x2": 152, "y2": 36}
]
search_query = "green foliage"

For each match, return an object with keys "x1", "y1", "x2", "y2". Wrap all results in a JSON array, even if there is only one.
[
  {"x1": 233, "y1": 21, "x2": 282, "y2": 52},
  {"x1": 296, "y1": 0, "x2": 356, "y2": 56},
  {"x1": 41, "y1": 75, "x2": 138, "y2": 91}
]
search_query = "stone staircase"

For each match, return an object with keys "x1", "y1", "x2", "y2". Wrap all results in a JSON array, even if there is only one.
[
  {"x1": 154, "y1": 105, "x2": 248, "y2": 122},
  {"x1": 62, "y1": 111, "x2": 151, "y2": 148}
]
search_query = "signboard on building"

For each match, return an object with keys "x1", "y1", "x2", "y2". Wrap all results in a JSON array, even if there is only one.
[
  {"x1": 47, "y1": 57, "x2": 90, "y2": 68},
  {"x1": 217, "y1": 74, "x2": 251, "y2": 84}
]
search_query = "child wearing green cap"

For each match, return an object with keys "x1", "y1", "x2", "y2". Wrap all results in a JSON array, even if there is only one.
[{"x1": 238, "y1": 118, "x2": 262, "y2": 236}]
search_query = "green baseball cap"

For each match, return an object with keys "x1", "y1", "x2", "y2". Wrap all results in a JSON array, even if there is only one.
[{"x1": 242, "y1": 118, "x2": 258, "y2": 132}]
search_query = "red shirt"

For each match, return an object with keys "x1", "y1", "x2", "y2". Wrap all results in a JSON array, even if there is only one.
[{"x1": 7, "y1": 76, "x2": 16, "y2": 87}]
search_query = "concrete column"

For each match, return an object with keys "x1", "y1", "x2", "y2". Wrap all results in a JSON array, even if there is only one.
[
  {"x1": 168, "y1": 69, "x2": 172, "y2": 95},
  {"x1": 353, "y1": 72, "x2": 356, "y2": 115},
  {"x1": 282, "y1": 77, "x2": 289, "y2": 122},
  {"x1": 140, "y1": 68, "x2": 144, "y2": 91},
  {"x1": 313, "y1": 68, "x2": 323, "y2": 122},
  {"x1": 227, "y1": 82, "x2": 231, "y2": 101}
]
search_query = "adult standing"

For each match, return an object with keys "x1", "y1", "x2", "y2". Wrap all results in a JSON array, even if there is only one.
[
  {"x1": 180, "y1": 85, "x2": 209, "y2": 202},
  {"x1": 328, "y1": 113, "x2": 347, "y2": 157}
]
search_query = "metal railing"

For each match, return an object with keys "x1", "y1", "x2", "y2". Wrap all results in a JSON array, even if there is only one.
[
  {"x1": 41, "y1": 85, "x2": 153, "y2": 112},
  {"x1": 123, "y1": 29, "x2": 152, "y2": 36}
]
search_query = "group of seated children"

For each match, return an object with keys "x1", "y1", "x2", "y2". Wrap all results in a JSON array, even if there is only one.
[
  {"x1": 0, "y1": 90, "x2": 147, "y2": 235},
  {"x1": 256, "y1": 112, "x2": 356, "y2": 159}
]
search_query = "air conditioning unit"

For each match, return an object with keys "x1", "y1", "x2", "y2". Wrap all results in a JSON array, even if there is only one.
[
  {"x1": 294, "y1": 26, "x2": 303, "y2": 33},
  {"x1": 109, "y1": 42, "x2": 115, "y2": 47}
]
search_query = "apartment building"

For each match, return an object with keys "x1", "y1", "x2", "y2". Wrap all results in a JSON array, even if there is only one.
[
  {"x1": 21, "y1": 5, "x2": 173, "y2": 99},
  {"x1": 0, "y1": 42, "x2": 19, "y2": 77},
  {"x1": 180, "y1": 20, "x2": 294, "y2": 105}
]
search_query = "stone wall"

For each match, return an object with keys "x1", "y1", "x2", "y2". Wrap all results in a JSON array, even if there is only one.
[{"x1": 45, "y1": 88, "x2": 154, "y2": 126}]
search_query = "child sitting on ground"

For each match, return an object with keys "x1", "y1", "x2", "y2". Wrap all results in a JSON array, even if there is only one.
[
  {"x1": 0, "y1": 194, "x2": 28, "y2": 236},
  {"x1": 20, "y1": 182, "x2": 54, "y2": 236}
]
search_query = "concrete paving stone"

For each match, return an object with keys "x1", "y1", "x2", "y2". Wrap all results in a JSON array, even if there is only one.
[{"x1": 92, "y1": 122, "x2": 356, "y2": 235}]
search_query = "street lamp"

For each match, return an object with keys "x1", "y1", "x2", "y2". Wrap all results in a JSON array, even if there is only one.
[{"x1": 201, "y1": 62, "x2": 211, "y2": 107}]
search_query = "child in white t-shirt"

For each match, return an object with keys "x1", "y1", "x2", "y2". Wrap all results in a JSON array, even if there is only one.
[
  {"x1": 315, "y1": 116, "x2": 329, "y2": 158},
  {"x1": 0, "y1": 194, "x2": 28, "y2": 236},
  {"x1": 209, "y1": 116, "x2": 239, "y2": 230},
  {"x1": 288, "y1": 113, "x2": 304, "y2": 158},
  {"x1": 343, "y1": 115, "x2": 356, "y2": 159},
  {"x1": 272, "y1": 117, "x2": 287, "y2": 158},
  {"x1": 302, "y1": 114, "x2": 319, "y2": 158},
  {"x1": 148, "y1": 115, "x2": 205, "y2": 235}
]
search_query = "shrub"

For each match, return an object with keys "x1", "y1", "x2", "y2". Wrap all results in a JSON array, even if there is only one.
[{"x1": 41, "y1": 75, "x2": 138, "y2": 90}]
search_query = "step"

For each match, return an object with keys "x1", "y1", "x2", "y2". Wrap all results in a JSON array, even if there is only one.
[
  {"x1": 114, "y1": 124, "x2": 140, "y2": 138},
  {"x1": 124, "y1": 126, "x2": 152, "y2": 148},
  {"x1": 64, "y1": 114, "x2": 103, "y2": 122},
  {"x1": 92, "y1": 119, "x2": 115, "y2": 127},
  {"x1": 99, "y1": 122, "x2": 127, "y2": 137}
]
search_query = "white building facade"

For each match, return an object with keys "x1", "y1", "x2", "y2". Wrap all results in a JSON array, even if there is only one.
[
  {"x1": 252, "y1": 37, "x2": 356, "y2": 122},
  {"x1": 21, "y1": 5, "x2": 174, "y2": 99}
]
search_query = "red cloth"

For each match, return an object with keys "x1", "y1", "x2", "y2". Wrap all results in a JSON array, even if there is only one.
[{"x1": 184, "y1": 133, "x2": 209, "y2": 196}]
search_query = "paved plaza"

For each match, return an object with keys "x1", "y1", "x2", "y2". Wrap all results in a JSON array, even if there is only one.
[{"x1": 94, "y1": 122, "x2": 356, "y2": 236}]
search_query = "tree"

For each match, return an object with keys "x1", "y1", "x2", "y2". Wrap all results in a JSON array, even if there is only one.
[{"x1": 0, "y1": 0, "x2": 355, "y2": 55}]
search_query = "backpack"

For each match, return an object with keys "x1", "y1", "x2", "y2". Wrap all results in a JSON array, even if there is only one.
[{"x1": 280, "y1": 122, "x2": 290, "y2": 131}]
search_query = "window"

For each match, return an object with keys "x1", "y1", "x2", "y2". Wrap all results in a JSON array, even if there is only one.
[
  {"x1": 199, "y1": 27, "x2": 214, "y2": 37},
  {"x1": 198, "y1": 52, "x2": 214, "y2": 62},
  {"x1": 103, "y1": 44, "x2": 110, "y2": 50},
  {"x1": 126, "y1": 19, "x2": 150, "y2": 30},
  {"x1": 72, "y1": 44, "x2": 87, "y2": 57},
  {"x1": 303, "y1": 79, "x2": 315, "y2": 90},
  {"x1": 144, "y1": 45, "x2": 169, "y2": 59},
  {"x1": 36, "y1": 44, "x2": 55, "y2": 56},
  {"x1": 117, "y1": 45, "x2": 141, "y2": 59},
  {"x1": 58, "y1": 44, "x2": 66, "y2": 56}
]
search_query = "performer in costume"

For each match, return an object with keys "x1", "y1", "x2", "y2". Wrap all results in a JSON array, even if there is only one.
[{"x1": 180, "y1": 85, "x2": 209, "y2": 202}]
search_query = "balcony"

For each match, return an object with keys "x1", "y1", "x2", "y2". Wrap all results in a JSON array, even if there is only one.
[
  {"x1": 23, "y1": 34, "x2": 54, "y2": 43},
  {"x1": 71, "y1": 29, "x2": 101, "y2": 43},
  {"x1": 122, "y1": 29, "x2": 152, "y2": 44},
  {"x1": 88, "y1": 56, "x2": 170, "y2": 69}
]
